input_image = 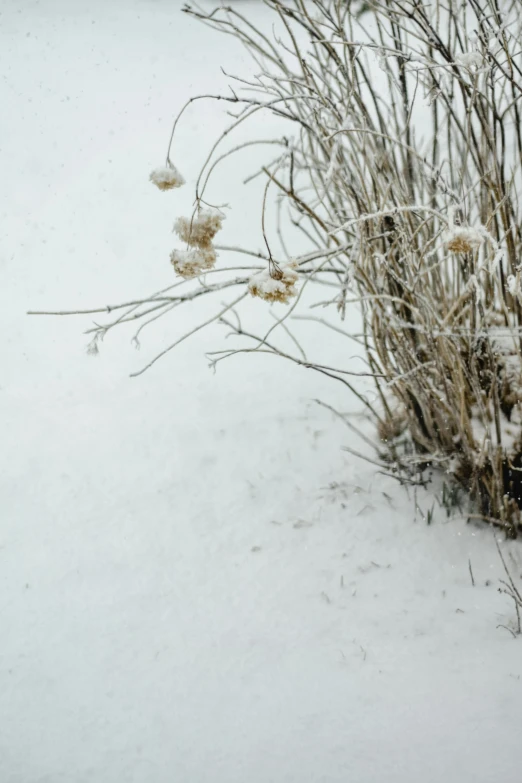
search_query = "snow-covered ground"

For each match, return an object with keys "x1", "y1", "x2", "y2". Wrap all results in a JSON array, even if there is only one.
[{"x1": 2, "y1": 2, "x2": 522, "y2": 781}]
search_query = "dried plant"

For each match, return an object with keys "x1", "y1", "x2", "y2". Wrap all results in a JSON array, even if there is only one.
[
  {"x1": 170, "y1": 245, "x2": 218, "y2": 278},
  {"x1": 174, "y1": 209, "x2": 225, "y2": 249},
  {"x1": 249, "y1": 260, "x2": 299, "y2": 303},
  {"x1": 149, "y1": 163, "x2": 185, "y2": 191},
  {"x1": 31, "y1": 0, "x2": 522, "y2": 534},
  {"x1": 496, "y1": 538, "x2": 522, "y2": 635}
]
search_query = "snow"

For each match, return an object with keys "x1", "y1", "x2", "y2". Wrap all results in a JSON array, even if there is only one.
[
  {"x1": 1, "y1": 1, "x2": 522, "y2": 782},
  {"x1": 455, "y1": 51, "x2": 487, "y2": 72}
]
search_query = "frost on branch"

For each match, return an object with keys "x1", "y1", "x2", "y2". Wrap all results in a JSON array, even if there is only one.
[
  {"x1": 149, "y1": 163, "x2": 185, "y2": 191},
  {"x1": 455, "y1": 51, "x2": 487, "y2": 72},
  {"x1": 248, "y1": 262, "x2": 299, "y2": 304}
]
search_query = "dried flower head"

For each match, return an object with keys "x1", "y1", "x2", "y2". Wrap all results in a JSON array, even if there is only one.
[
  {"x1": 170, "y1": 246, "x2": 217, "y2": 278},
  {"x1": 149, "y1": 164, "x2": 185, "y2": 191},
  {"x1": 444, "y1": 226, "x2": 483, "y2": 254},
  {"x1": 248, "y1": 262, "x2": 299, "y2": 304},
  {"x1": 174, "y1": 209, "x2": 225, "y2": 248}
]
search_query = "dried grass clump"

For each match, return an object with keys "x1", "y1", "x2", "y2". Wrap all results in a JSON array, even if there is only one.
[
  {"x1": 170, "y1": 0, "x2": 522, "y2": 534},
  {"x1": 40, "y1": 0, "x2": 522, "y2": 535}
]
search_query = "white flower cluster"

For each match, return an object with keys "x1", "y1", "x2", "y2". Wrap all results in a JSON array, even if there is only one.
[
  {"x1": 149, "y1": 163, "x2": 185, "y2": 191},
  {"x1": 248, "y1": 262, "x2": 299, "y2": 304}
]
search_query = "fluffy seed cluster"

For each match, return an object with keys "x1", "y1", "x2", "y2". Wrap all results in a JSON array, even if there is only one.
[
  {"x1": 174, "y1": 210, "x2": 225, "y2": 248},
  {"x1": 149, "y1": 164, "x2": 185, "y2": 191},
  {"x1": 170, "y1": 247, "x2": 217, "y2": 279},
  {"x1": 248, "y1": 262, "x2": 299, "y2": 304}
]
